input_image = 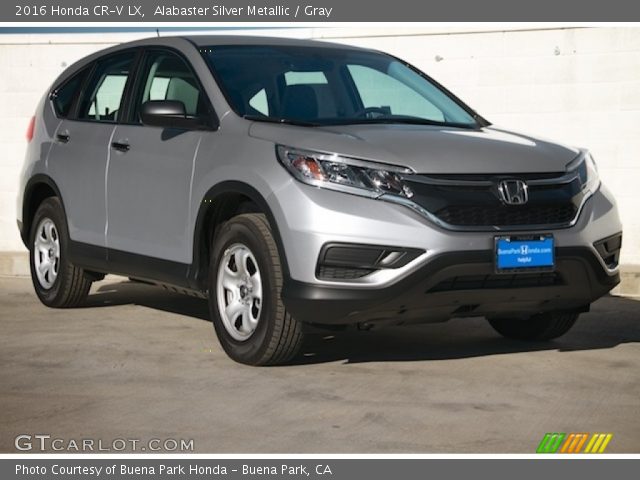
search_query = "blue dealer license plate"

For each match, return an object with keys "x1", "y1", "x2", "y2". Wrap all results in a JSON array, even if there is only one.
[{"x1": 495, "y1": 235, "x2": 555, "y2": 272}]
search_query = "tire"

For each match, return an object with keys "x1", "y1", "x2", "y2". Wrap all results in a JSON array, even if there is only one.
[
  {"x1": 488, "y1": 311, "x2": 580, "y2": 341},
  {"x1": 29, "y1": 197, "x2": 93, "y2": 308},
  {"x1": 208, "y1": 213, "x2": 303, "y2": 365}
]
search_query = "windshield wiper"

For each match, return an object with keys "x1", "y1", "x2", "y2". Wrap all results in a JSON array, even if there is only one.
[
  {"x1": 243, "y1": 114, "x2": 476, "y2": 129},
  {"x1": 326, "y1": 116, "x2": 476, "y2": 128},
  {"x1": 243, "y1": 115, "x2": 322, "y2": 127}
]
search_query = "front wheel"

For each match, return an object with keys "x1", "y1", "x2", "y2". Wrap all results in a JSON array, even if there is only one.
[
  {"x1": 488, "y1": 311, "x2": 580, "y2": 341},
  {"x1": 208, "y1": 213, "x2": 303, "y2": 365}
]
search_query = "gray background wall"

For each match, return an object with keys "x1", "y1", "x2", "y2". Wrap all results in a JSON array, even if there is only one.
[{"x1": 1, "y1": 26, "x2": 638, "y2": 265}]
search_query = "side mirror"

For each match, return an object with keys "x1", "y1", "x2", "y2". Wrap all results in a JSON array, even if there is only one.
[{"x1": 140, "y1": 100, "x2": 210, "y2": 130}]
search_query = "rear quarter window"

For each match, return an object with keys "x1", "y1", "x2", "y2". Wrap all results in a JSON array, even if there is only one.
[{"x1": 51, "y1": 69, "x2": 87, "y2": 118}]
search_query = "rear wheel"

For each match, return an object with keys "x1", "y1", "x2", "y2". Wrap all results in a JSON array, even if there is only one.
[
  {"x1": 208, "y1": 213, "x2": 303, "y2": 365},
  {"x1": 488, "y1": 312, "x2": 580, "y2": 341},
  {"x1": 29, "y1": 197, "x2": 93, "y2": 307}
]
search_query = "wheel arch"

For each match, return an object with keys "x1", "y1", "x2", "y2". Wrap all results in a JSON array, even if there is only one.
[
  {"x1": 189, "y1": 181, "x2": 290, "y2": 291},
  {"x1": 21, "y1": 174, "x2": 67, "y2": 247}
]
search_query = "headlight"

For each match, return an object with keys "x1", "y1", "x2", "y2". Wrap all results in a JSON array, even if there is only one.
[
  {"x1": 567, "y1": 152, "x2": 600, "y2": 194},
  {"x1": 276, "y1": 145, "x2": 414, "y2": 199}
]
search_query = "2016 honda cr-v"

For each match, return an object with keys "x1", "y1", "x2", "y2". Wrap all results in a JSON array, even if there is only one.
[{"x1": 17, "y1": 36, "x2": 623, "y2": 365}]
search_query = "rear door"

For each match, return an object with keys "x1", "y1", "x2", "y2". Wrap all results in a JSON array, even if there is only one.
[
  {"x1": 105, "y1": 48, "x2": 214, "y2": 265},
  {"x1": 47, "y1": 50, "x2": 138, "y2": 249}
]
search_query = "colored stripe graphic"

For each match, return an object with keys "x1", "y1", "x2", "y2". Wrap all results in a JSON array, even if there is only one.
[
  {"x1": 537, "y1": 433, "x2": 613, "y2": 453},
  {"x1": 584, "y1": 433, "x2": 613, "y2": 453},
  {"x1": 597, "y1": 434, "x2": 613, "y2": 453},
  {"x1": 559, "y1": 433, "x2": 574, "y2": 453},
  {"x1": 560, "y1": 433, "x2": 588, "y2": 453},
  {"x1": 537, "y1": 433, "x2": 566, "y2": 453},
  {"x1": 573, "y1": 433, "x2": 590, "y2": 453}
]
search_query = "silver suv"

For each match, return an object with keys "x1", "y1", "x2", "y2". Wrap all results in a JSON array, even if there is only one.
[{"x1": 18, "y1": 36, "x2": 623, "y2": 365}]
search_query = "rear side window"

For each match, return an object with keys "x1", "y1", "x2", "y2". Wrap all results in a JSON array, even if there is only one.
[
  {"x1": 284, "y1": 71, "x2": 328, "y2": 85},
  {"x1": 51, "y1": 69, "x2": 86, "y2": 118},
  {"x1": 248, "y1": 89, "x2": 269, "y2": 115},
  {"x1": 281, "y1": 70, "x2": 338, "y2": 117},
  {"x1": 77, "y1": 51, "x2": 136, "y2": 123},
  {"x1": 134, "y1": 50, "x2": 209, "y2": 120}
]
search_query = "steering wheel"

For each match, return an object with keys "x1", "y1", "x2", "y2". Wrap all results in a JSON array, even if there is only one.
[{"x1": 353, "y1": 106, "x2": 390, "y2": 118}]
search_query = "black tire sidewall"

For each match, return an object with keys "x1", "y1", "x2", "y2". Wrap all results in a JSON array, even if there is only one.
[
  {"x1": 208, "y1": 217, "x2": 281, "y2": 365},
  {"x1": 29, "y1": 197, "x2": 71, "y2": 306},
  {"x1": 488, "y1": 312, "x2": 578, "y2": 341}
]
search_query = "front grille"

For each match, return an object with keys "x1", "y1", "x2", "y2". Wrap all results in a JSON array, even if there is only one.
[
  {"x1": 404, "y1": 172, "x2": 585, "y2": 229},
  {"x1": 435, "y1": 204, "x2": 577, "y2": 227},
  {"x1": 418, "y1": 172, "x2": 565, "y2": 182},
  {"x1": 428, "y1": 272, "x2": 562, "y2": 293}
]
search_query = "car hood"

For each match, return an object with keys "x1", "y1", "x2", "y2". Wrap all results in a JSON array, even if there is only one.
[{"x1": 248, "y1": 122, "x2": 580, "y2": 174}]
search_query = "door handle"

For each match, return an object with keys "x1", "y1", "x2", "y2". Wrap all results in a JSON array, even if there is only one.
[
  {"x1": 111, "y1": 141, "x2": 130, "y2": 152},
  {"x1": 56, "y1": 133, "x2": 70, "y2": 143}
]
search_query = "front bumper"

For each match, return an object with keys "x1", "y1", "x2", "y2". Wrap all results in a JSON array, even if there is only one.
[
  {"x1": 271, "y1": 179, "x2": 622, "y2": 286},
  {"x1": 271, "y1": 178, "x2": 622, "y2": 325},
  {"x1": 282, "y1": 246, "x2": 619, "y2": 325}
]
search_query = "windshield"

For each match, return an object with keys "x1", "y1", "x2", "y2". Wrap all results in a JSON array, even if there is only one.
[{"x1": 202, "y1": 45, "x2": 480, "y2": 128}]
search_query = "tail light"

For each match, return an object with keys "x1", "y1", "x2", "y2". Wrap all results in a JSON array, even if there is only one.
[{"x1": 26, "y1": 116, "x2": 35, "y2": 142}]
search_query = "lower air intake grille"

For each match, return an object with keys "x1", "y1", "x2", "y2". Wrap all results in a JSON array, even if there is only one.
[
  {"x1": 317, "y1": 266, "x2": 375, "y2": 280},
  {"x1": 594, "y1": 233, "x2": 622, "y2": 269},
  {"x1": 428, "y1": 272, "x2": 563, "y2": 293}
]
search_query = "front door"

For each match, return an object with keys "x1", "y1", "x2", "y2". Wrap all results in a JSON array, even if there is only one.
[{"x1": 106, "y1": 49, "x2": 212, "y2": 265}]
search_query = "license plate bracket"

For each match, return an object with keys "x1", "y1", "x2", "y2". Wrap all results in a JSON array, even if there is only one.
[{"x1": 495, "y1": 235, "x2": 555, "y2": 273}]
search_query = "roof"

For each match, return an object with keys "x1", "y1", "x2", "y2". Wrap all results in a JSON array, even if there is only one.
[
  {"x1": 50, "y1": 35, "x2": 372, "y2": 88},
  {"x1": 180, "y1": 35, "x2": 368, "y2": 50}
]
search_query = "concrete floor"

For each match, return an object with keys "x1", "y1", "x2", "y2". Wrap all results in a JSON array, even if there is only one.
[{"x1": 0, "y1": 275, "x2": 638, "y2": 453}]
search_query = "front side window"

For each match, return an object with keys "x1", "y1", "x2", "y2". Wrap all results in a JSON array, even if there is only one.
[
  {"x1": 203, "y1": 45, "x2": 478, "y2": 127},
  {"x1": 78, "y1": 51, "x2": 136, "y2": 123},
  {"x1": 134, "y1": 50, "x2": 208, "y2": 120}
]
